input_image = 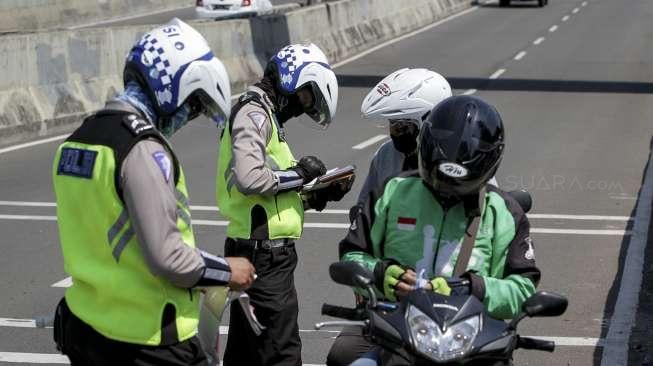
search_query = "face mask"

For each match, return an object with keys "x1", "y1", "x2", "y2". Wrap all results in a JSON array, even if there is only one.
[
  {"x1": 275, "y1": 94, "x2": 304, "y2": 125},
  {"x1": 391, "y1": 132, "x2": 418, "y2": 154}
]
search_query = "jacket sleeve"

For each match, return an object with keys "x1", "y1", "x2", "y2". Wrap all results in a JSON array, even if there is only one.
[
  {"x1": 340, "y1": 178, "x2": 401, "y2": 288},
  {"x1": 121, "y1": 140, "x2": 231, "y2": 288},
  {"x1": 229, "y1": 107, "x2": 278, "y2": 195},
  {"x1": 466, "y1": 192, "x2": 541, "y2": 319}
]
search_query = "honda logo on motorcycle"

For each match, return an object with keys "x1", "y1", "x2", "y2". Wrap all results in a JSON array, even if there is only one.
[{"x1": 438, "y1": 162, "x2": 469, "y2": 178}]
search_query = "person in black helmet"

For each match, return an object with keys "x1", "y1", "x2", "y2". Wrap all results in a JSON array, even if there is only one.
[{"x1": 328, "y1": 96, "x2": 541, "y2": 366}]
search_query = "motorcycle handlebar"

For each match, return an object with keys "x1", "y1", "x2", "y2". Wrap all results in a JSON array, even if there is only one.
[
  {"x1": 517, "y1": 336, "x2": 555, "y2": 352},
  {"x1": 321, "y1": 304, "x2": 365, "y2": 321}
]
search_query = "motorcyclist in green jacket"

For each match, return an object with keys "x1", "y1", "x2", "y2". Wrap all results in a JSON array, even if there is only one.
[{"x1": 327, "y1": 95, "x2": 541, "y2": 366}]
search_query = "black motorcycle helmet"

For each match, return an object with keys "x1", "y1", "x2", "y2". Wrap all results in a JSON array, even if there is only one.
[{"x1": 418, "y1": 95, "x2": 504, "y2": 197}]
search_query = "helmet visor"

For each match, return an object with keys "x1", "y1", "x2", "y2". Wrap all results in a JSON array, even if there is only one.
[
  {"x1": 190, "y1": 90, "x2": 228, "y2": 129},
  {"x1": 301, "y1": 83, "x2": 332, "y2": 129}
]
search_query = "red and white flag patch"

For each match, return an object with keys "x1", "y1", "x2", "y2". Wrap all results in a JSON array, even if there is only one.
[{"x1": 397, "y1": 217, "x2": 417, "y2": 231}]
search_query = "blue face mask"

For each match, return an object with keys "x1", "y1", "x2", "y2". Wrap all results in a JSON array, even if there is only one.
[
  {"x1": 116, "y1": 81, "x2": 194, "y2": 138},
  {"x1": 115, "y1": 81, "x2": 158, "y2": 124}
]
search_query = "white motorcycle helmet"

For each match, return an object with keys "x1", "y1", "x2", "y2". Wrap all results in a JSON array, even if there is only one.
[
  {"x1": 361, "y1": 68, "x2": 452, "y2": 126},
  {"x1": 124, "y1": 18, "x2": 231, "y2": 130},
  {"x1": 267, "y1": 43, "x2": 338, "y2": 129}
]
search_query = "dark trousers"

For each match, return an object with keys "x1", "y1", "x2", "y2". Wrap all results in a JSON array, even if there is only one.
[
  {"x1": 327, "y1": 326, "x2": 376, "y2": 366},
  {"x1": 223, "y1": 238, "x2": 302, "y2": 366},
  {"x1": 54, "y1": 298, "x2": 208, "y2": 366}
]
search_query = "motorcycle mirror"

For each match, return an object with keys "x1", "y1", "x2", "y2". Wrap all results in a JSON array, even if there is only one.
[
  {"x1": 522, "y1": 291, "x2": 568, "y2": 317},
  {"x1": 329, "y1": 261, "x2": 375, "y2": 288}
]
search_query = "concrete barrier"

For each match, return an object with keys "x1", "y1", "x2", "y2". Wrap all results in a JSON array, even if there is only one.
[
  {"x1": 0, "y1": 0, "x2": 190, "y2": 34},
  {"x1": 0, "y1": 0, "x2": 471, "y2": 147}
]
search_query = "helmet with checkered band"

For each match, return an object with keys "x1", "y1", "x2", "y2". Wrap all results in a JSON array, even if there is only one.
[
  {"x1": 265, "y1": 43, "x2": 338, "y2": 129},
  {"x1": 361, "y1": 68, "x2": 452, "y2": 127},
  {"x1": 123, "y1": 18, "x2": 231, "y2": 129}
]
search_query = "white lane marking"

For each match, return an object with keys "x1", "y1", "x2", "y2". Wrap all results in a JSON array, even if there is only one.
[
  {"x1": 534, "y1": 336, "x2": 603, "y2": 347},
  {"x1": 0, "y1": 203, "x2": 634, "y2": 221},
  {"x1": 531, "y1": 228, "x2": 629, "y2": 236},
  {"x1": 582, "y1": 1, "x2": 588, "y2": 6},
  {"x1": 528, "y1": 214, "x2": 631, "y2": 221},
  {"x1": 533, "y1": 37, "x2": 546, "y2": 45},
  {"x1": 601, "y1": 152, "x2": 653, "y2": 365},
  {"x1": 0, "y1": 352, "x2": 70, "y2": 364},
  {"x1": 51, "y1": 277, "x2": 73, "y2": 288},
  {"x1": 549, "y1": 25, "x2": 559, "y2": 33},
  {"x1": 0, "y1": 350, "x2": 322, "y2": 366},
  {"x1": 331, "y1": 7, "x2": 478, "y2": 69},
  {"x1": 610, "y1": 195, "x2": 637, "y2": 200},
  {"x1": 462, "y1": 89, "x2": 477, "y2": 95},
  {"x1": 0, "y1": 134, "x2": 69, "y2": 155},
  {"x1": 352, "y1": 134, "x2": 388, "y2": 150},
  {"x1": 514, "y1": 51, "x2": 527, "y2": 61},
  {"x1": 0, "y1": 214, "x2": 57, "y2": 221},
  {"x1": 572, "y1": 7, "x2": 580, "y2": 13},
  {"x1": 3, "y1": 213, "x2": 633, "y2": 236},
  {"x1": 489, "y1": 69, "x2": 506, "y2": 80},
  {"x1": 0, "y1": 318, "x2": 605, "y2": 347},
  {"x1": 0, "y1": 201, "x2": 56, "y2": 207},
  {"x1": 0, "y1": 318, "x2": 37, "y2": 328},
  {"x1": 562, "y1": 15, "x2": 570, "y2": 22}
]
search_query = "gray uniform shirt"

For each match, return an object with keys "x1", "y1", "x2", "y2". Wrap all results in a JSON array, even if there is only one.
[
  {"x1": 121, "y1": 139, "x2": 206, "y2": 288},
  {"x1": 228, "y1": 86, "x2": 294, "y2": 195}
]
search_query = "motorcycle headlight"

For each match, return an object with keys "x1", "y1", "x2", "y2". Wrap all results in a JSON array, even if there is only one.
[{"x1": 406, "y1": 305, "x2": 480, "y2": 362}]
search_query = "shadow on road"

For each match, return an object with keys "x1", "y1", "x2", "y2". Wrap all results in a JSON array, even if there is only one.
[{"x1": 338, "y1": 74, "x2": 653, "y2": 94}]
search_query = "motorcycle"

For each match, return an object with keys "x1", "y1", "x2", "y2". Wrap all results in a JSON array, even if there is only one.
[
  {"x1": 316, "y1": 261, "x2": 567, "y2": 365},
  {"x1": 315, "y1": 189, "x2": 566, "y2": 365}
]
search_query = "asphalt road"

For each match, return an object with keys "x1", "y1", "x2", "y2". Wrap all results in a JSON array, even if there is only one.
[{"x1": 2, "y1": 0, "x2": 653, "y2": 364}]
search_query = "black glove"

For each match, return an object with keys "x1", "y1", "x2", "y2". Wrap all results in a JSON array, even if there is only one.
[
  {"x1": 325, "y1": 174, "x2": 355, "y2": 202},
  {"x1": 306, "y1": 191, "x2": 328, "y2": 212},
  {"x1": 292, "y1": 156, "x2": 326, "y2": 184}
]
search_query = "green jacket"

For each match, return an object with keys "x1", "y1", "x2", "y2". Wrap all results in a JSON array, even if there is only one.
[{"x1": 340, "y1": 174, "x2": 540, "y2": 319}]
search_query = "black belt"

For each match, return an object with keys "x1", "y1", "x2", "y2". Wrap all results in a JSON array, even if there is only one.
[{"x1": 232, "y1": 238, "x2": 294, "y2": 250}]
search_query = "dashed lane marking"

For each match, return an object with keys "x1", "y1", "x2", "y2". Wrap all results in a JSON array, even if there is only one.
[
  {"x1": 514, "y1": 51, "x2": 527, "y2": 61},
  {"x1": 462, "y1": 89, "x2": 477, "y2": 95},
  {"x1": 533, "y1": 37, "x2": 546, "y2": 45},
  {"x1": 572, "y1": 7, "x2": 580, "y2": 14},
  {"x1": 489, "y1": 69, "x2": 506, "y2": 79},
  {"x1": 352, "y1": 134, "x2": 388, "y2": 150},
  {"x1": 562, "y1": 15, "x2": 570, "y2": 22},
  {"x1": 549, "y1": 25, "x2": 559, "y2": 33}
]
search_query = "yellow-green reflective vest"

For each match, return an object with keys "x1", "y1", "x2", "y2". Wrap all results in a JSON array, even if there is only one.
[
  {"x1": 52, "y1": 111, "x2": 199, "y2": 346},
  {"x1": 216, "y1": 98, "x2": 304, "y2": 239}
]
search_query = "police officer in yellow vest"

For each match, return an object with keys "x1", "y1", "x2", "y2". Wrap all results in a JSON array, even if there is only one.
[
  {"x1": 216, "y1": 43, "x2": 352, "y2": 366},
  {"x1": 52, "y1": 19, "x2": 255, "y2": 365}
]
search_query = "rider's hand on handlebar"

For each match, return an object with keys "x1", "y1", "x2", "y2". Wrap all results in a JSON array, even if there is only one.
[
  {"x1": 426, "y1": 277, "x2": 452, "y2": 296},
  {"x1": 384, "y1": 265, "x2": 420, "y2": 300},
  {"x1": 225, "y1": 257, "x2": 256, "y2": 291}
]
